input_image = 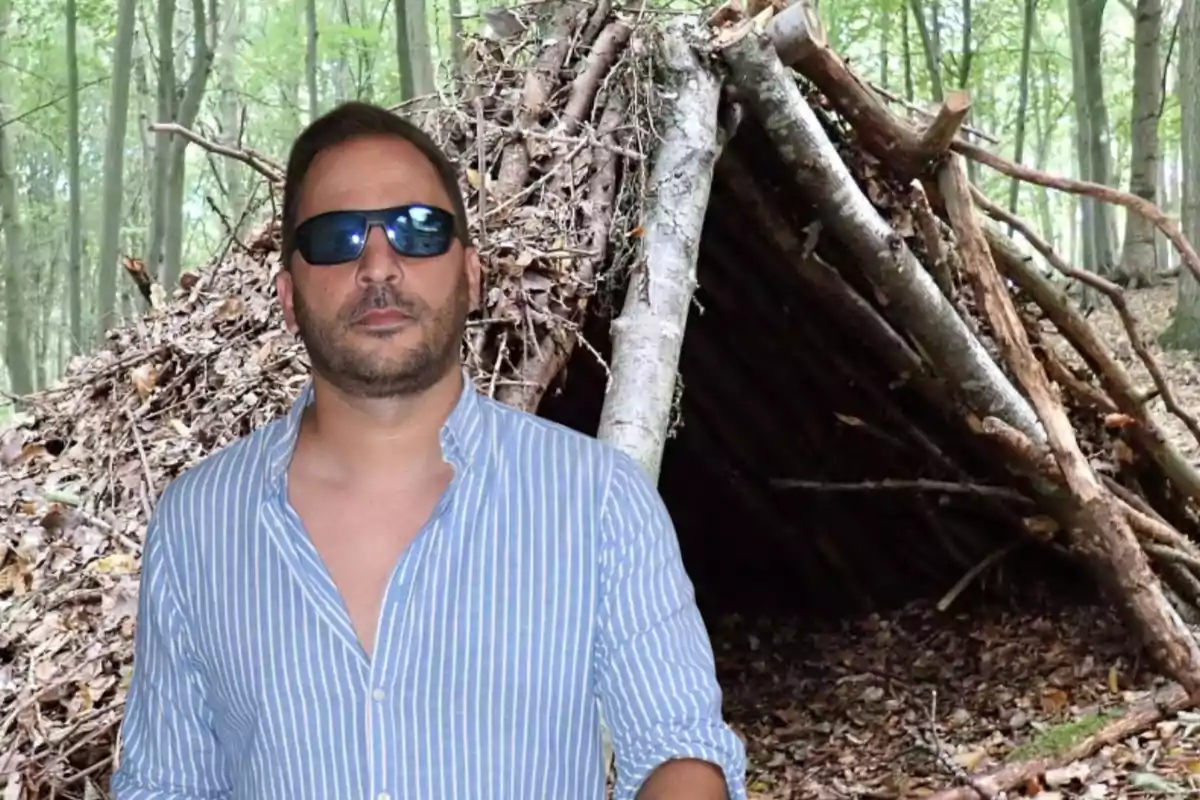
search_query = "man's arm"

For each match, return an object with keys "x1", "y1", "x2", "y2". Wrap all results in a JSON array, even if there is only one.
[
  {"x1": 594, "y1": 451, "x2": 748, "y2": 800},
  {"x1": 111, "y1": 483, "x2": 233, "y2": 800}
]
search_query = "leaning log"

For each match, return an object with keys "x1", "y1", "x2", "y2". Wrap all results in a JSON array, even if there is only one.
[
  {"x1": 937, "y1": 152, "x2": 1200, "y2": 700},
  {"x1": 596, "y1": 21, "x2": 725, "y2": 481},
  {"x1": 712, "y1": 19, "x2": 1045, "y2": 446}
]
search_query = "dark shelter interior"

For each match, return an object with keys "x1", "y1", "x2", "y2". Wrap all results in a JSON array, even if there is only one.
[{"x1": 536, "y1": 113, "x2": 1097, "y2": 622}]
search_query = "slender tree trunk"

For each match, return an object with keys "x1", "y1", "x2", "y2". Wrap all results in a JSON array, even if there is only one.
[
  {"x1": 902, "y1": 3, "x2": 914, "y2": 101},
  {"x1": 1164, "y1": 0, "x2": 1200, "y2": 349},
  {"x1": 0, "y1": 0, "x2": 33, "y2": 398},
  {"x1": 146, "y1": 0, "x2": 176, "y2": 283},
  {"x1": 95, "y1": 0, "x2": 137, "y2": 336},
  {"x1": 1007, "y1": 0, "x2": 1036, "y2": 221},
  {"x1": 306, "y1": 0, "x2": 319, "y2": 119},
  {"x1": 908, "y1": 0, "x2": 943, "y2": 101},
  {"x1": 219, "y1": 0, "x2": 246, "y2": 238},
  {"x1": 1120, "y1": 0, "x2": 1163, "y2": 287},
  {"x1": 65, "y1": 0, "x2": 83, "y2": 354},
  {"x1": 161, "y1": 0, "x2": 215, "y2": 289}
]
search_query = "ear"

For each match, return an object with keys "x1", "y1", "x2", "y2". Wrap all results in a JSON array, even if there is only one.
[
  {"x1": 275, "y1": 268, "x2": 300, "y2": 335},
  {"x1": 464, "y1": 246, "x2": 483, "y2": 314}
]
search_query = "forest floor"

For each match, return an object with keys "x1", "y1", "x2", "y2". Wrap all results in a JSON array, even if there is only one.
[{"x1": 707, "y1": 279, "x2": 1200, "y2": 799}]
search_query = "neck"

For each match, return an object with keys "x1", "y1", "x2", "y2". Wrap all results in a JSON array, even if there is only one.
[{"x1": 298, "y1": 367, "x2": 465, "y2": 485}]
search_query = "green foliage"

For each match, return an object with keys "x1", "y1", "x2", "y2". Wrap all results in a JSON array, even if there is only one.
[{"x1": 0, "y1": 0, "x2": 1192, "y2": 394}]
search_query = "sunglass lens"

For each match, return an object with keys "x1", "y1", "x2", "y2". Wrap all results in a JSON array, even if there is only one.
[
  {"x1": 387, "y1": 205, "x2": 454, "y2": 257},
  {"x1": 298, "y1": 212, "x2": 367, "y2": 264}
]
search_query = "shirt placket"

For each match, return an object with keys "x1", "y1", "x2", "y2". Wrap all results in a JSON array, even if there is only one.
[{"x1": 367, "y1": 440, "x2": 463, "y2": 800}]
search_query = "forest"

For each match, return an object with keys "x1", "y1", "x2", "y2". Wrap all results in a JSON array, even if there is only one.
[{"x1": 4, "y1": 0, "x2": 1200, "y2": 796}]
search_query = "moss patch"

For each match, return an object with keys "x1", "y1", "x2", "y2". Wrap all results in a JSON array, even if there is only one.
[{"x1": 1006, "y1": 710, "x2": 1121, "y2": 762}]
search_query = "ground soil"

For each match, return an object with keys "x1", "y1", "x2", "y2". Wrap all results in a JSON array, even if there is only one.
[{"x1": 707, "y1": 279, "x2": 1200, "y2": 799}]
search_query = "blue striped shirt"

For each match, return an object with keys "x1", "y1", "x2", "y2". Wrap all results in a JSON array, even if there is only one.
[{"x1": 111, "y1": 374, "x2": 747, "y2": 800}]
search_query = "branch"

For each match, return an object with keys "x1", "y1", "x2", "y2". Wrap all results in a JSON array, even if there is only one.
[
  {"x1": 595, "y1": 21, "x2": 724, "y2": 482},
  {"x1": 926, "y1": 683, "x2": 1195, "y2": 800},
  {"x1": 973, "y1": 202, "x2": 1200, "y2": 508},
  {"x1": 769, "y1": 477, "x2": 1031, "y2": 502},
  {"x1": 944, "y1": 152, "x2": 1200, "y2": 699},
  {"x1": 147, "y1": 122, "x2": 284, "y2": 185},
  {"x1": 868, "y1": 80, "x2": 1000, "y2": 144},
  {"x1": 951, "y1": 137, "x2": 1200, "y2": 287},
  {"x1": 973, "y1": 187, "x2": 1200, "y2": 450},
  {"x1": 757, "y1": 0, "x2": 971, "y2": 178},
  {"x1": 715, "y1": 20, "x2": 1045, "y2": 444}
]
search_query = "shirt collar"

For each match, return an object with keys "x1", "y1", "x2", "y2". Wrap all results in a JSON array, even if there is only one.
[{"x1": 264, "y1": 368, "x2": 487, "y2": 491}]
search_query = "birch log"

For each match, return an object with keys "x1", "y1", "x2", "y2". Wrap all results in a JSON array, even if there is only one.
[
  {"x1": 715, "y1": 24, "x2": 1045, "y2": 445},
  {"x1": 596, "y1": 22, "x2": 724, "y2": 481}
]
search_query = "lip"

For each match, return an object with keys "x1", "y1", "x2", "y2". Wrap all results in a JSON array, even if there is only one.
[{"x1": 354, "y1": 308, "x2": 411, "y2": 328}]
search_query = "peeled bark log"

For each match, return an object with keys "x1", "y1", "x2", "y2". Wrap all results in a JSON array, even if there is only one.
[
  {"x1": 596, "y1": 22, "x2": 724, "y2": 481},
  {"x1": 715, "y1": 23, "x2": 1045, "y2": 444}
]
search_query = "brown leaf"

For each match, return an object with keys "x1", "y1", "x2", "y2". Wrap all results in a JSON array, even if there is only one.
[{"x1": 130, "y1": 363, "x2": 159, "y2": 400}]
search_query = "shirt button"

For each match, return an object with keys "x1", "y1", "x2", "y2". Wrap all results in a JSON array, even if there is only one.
[
  {"x1": 372, "y1": 688, "x2": 385, "y2": 701},
  {"x1": 377, "y1": 794, "x2": 390, "y2": 800}
]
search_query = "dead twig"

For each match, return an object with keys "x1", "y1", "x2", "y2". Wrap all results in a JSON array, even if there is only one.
[
  {"x1": 147, "y1": 122, "x2": 284, "y2": 185},
  {"x1": 769, "y1": 477, "x2": 1032, "y2": 503},
  {"x1": 953, "y1": 137, "x2": 1200, "y2": 290}
]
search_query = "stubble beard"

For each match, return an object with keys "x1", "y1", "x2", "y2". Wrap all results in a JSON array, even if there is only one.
[{"x1": 291, "y1": 274, "x2": 469, "y2": 399}]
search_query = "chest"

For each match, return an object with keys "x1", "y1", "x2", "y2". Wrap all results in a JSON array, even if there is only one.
[
  {"x1": 286, "y1": 475, "x2": 450, "y2": 654},
  {"x1": 183, "y1": 472, "x2": 604, "y2": 731}
]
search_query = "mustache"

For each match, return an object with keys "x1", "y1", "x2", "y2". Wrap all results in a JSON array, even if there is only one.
[{"x1": 345, "y1": 284, "x2": 424, "y2": 320}]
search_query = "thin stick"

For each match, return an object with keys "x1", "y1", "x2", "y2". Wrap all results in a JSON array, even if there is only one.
[
  {"x1": 147, "y1": 122, "x2": 284, "y2": 184},
  {"x1": 953, "y1": 137, "x2": 1200, "y2": 287},
  {"x1": 769, "y1": 477, "x2": 1031, "y2": 502}
]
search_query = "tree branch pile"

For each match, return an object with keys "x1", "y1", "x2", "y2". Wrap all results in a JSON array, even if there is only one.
[{"x1": 5, "y1": 0, "x2": 1200, "y2": 796}]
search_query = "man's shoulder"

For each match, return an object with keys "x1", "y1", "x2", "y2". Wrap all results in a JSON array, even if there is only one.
[
  {"x1": 155, "y1": 414, "x2": 285, "y2": 510},
  {"x1": 476, "y1": 392, "x2": 627, "y2": 467}
]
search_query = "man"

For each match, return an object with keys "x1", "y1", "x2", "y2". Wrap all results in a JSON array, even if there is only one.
[{"x1": 110, "y1": 100, "x2": 747, "y2": 800}]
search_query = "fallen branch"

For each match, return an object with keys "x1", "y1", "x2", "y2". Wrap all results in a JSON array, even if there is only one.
[
  {"x1": 715, "y1": 19, "x2": 1045, "y2": 445},
  {"x1": 493, "y1": 0, "x2": 589, "y2": 201},
  {"x1": 938, "y1": 151, "x2": 1200, "y2": 700},
  {"x1": 769, "y1": 477, "x2": 1031, "y2": 502},
  {"x1": 973, "y1": 188, "x2": 1200, "y2": 450},
  {"x1": 978, "y1": 216, "x2": 1200, "y2": 507},
  {"x1": 147, "y1": 122, "x2": 284, "y2": 185},
  {"x1": 926, "y1": 683, "x2": 1195, "y2": 800},
  {"x1": 595, "y1": 21, "x2": 724, "y2": 481},
  {"x1": 951, "y1": 137, "x2": 1200, "y2": 287},
  {"x1": 560, "y1": 17, "x2": 634, "y2": 134},
  {"x1": 497, "y1": 87, "x2": 628, "y2": 410}
]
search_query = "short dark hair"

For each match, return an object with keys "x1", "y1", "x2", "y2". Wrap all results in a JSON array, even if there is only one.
[{"x1": 279, "y1": 101, "x2": 472, "y2": 267}]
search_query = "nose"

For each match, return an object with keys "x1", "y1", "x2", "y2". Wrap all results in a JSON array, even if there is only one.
[{"x1": 355, "y1": 224, "x2": 403, "y2": 284}]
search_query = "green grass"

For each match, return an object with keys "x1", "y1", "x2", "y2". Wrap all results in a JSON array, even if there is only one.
[{"x1": 1006, "y1": 709, "x2": 1121, "y2": 762}]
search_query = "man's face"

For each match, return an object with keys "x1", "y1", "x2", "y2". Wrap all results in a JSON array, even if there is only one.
[{"x1": 276, "y1": 134, "x2": 481, "y2": 399}]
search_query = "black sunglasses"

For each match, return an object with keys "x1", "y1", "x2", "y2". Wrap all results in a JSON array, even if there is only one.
[{"x1": 293, "y1": 203, "x2": 458, "y2": 265}]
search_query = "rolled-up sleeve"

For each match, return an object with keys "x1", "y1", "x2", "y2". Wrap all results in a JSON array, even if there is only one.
[
  {"x1": 594, "y1": 451, "x2": 748, "y2": 800},
  {"x1": 111, "y1": 482, "x2": 233, "y2": 800}
]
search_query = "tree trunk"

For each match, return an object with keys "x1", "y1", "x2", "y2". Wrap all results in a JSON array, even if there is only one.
[
  {"x1": 95, "y1": 0, "x2": 137, "y2": 336},
  {"x1": 306, "y1": 0, "x2": 319, "y2": 119},
  {"x1": 1120, "y1": 0, "x2": 1163, "y2": 287},
  {"x1": 146, "y1": 0, "x2": 176, "y2": 286},
  {"x1": 65, "y1": 0, "x2": 83, "y2": 354},
  {"x1": 0, "y1": 0, "x2": 33, "y2": 398},
  {"x1": 162, "y1": 0, "x2": 215, "y2": 289},
  {"x1": 1164, "y1": 0, "x2": 1200, "y2": 349},
  {"x1": 1007, "y1": 0, "x2": 1035, "y2": 222}
]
